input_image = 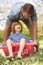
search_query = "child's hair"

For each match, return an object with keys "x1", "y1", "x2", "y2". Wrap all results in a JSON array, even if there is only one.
[{"x1": 12, "y1": 21, "x2": 23, "y2": 33}]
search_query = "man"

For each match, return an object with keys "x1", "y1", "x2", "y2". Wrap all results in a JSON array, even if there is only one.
[{"x1": 3, "y1": 2, "x2": 40, "y2": 53}]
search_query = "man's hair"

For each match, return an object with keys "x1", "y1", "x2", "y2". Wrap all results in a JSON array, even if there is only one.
[
  {"x1": 11, "y1": 21, "x2": 23, "y2": 33},
  {"x1": 22, "y1": 3, "x2": 34, "y2": 16}
]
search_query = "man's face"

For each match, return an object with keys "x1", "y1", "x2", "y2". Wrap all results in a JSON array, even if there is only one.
[{"x1": 22, "y1": 11, "x2": 31, "y2": 19}]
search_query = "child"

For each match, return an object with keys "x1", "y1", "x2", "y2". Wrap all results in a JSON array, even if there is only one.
[
  {"x1": 0, "y1": 21, "x2": 38, "y2": 58},
  {"x1": 5, "y1": 21, "x2": 30, "y2": 58}
]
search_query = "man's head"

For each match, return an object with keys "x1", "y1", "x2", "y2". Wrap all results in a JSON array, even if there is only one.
[{"x1": 22, "y1": 3, "x2": 34, "y2": 19}]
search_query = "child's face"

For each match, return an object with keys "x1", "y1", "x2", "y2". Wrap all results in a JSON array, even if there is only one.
[{"x1": 15, "y1": 24, "x2": 22, "y2": 33}]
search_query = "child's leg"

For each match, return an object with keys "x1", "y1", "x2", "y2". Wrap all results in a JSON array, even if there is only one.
[
  {"x1": 6, "y1": 39, "x2": 13, "y2": 57},
  {"x1": 17, "y1": 38, "x2": 26, "y2": 57}
]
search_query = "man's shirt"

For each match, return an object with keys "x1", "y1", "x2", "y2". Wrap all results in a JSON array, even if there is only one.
[{"x1": 6, "y1": 2, "x2": 37, "y2": 26}]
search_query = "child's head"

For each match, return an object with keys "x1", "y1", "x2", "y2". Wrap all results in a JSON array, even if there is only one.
[{"x1": 12, "y1": 21, "x2": 23, "y2": 33}]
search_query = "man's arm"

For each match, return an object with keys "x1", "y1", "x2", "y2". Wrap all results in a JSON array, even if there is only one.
[
  {"x1": 32, "y1": 21, "x2": 40, "y2": 53},
  {"x1": 31, "y1": 8, "x2": 38, "y2": 42},
  {"x1": 32, "y1": 21, "x2": 38, "y2": 41},
  {"x1": 3, "y1": 25, "x2": 11, "y2": 42}
]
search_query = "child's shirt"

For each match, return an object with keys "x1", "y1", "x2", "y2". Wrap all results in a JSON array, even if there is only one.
[
  {"x1": 2, "y1": 33, "x2": 34, "y2": 46},
  {"x1": 8, "y1": 33, "x2": 29, "y2": 43}
]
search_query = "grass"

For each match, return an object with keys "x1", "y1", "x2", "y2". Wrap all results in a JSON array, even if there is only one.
[{"x1": 0, "y1": 49, "x2": 43, "y2": 65}]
